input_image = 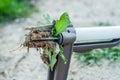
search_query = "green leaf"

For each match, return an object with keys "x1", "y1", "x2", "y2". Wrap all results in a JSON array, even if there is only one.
[
  {"x1": 50, "y1": 52, "x2": 58, "y2": 70},
  {"x1": 59, "y1": 45, "x2": 67, "y2": 64},
  {"x1": 54, "y1": 12, "x2": 71, "y2": 36},
  {"x1": 43, "y1": 13, "x2": 51, "y2": 24},
  {"x1": 44, "y1": 48, "x2": 51, "y2": 62},
  {"x1": 59, "y1": 52, "x2": 67, "y2": 64},
  {"x1": 48, "y1": 50, "x2": 52, "y2": 62}
]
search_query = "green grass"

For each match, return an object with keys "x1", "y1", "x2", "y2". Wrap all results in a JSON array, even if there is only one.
[
  {"x1": 75, "y1": 22, "x2": 120, "y2": 65},
  {"x1": 75, "y1": 45, "x2": 120, "y2": 65},
  {"x1": 0, "y1": 0, "x2": 37, "y2": 23}
]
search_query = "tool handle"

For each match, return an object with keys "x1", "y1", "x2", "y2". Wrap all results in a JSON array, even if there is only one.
[
  {"x1": 75, "y1": 26, "x2": 120, "y2": 43},
  {"x1": 73, "y1": 39, "x2": 120, "y2": 52}
]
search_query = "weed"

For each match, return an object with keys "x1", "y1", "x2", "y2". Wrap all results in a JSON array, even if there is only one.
[{"x1": 0, "y1": 0, "x2": 37, "y2": 23}]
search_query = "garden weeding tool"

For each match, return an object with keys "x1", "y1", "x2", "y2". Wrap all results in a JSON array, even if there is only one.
[
  {"x1": 26, "y1": 25, "x2": 120, "y2": 80},
  {"x1": 74, "y1": 26, "x2": 120, "y2": 52},
  {"x1": 26, "y1": 25, "x2": 76, "y2": 80},
  {"x1": 49, "y1": 25, "x2": 120, "y2": 80}
]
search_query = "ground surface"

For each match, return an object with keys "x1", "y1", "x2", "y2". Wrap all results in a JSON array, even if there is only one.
[{"x1": 0, "y1": 0, "x2": 120, "y2": 80}]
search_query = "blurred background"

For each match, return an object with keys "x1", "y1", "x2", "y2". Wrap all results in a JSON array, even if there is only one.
[{"x1": 0, "y1": 0, "x2": 120, "y2": 80}]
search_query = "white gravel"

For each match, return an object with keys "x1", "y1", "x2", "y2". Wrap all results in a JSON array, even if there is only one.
[{"x1": 0, "y1": 0, "x2": 120, "y2": 80}]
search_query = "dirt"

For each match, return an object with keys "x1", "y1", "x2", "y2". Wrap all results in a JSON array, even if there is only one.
[
  {"x1": 23, "y1": 29, "x2": 53, "y2": 49},
  {"x1": 0, "y1": 0, "x2": 120, "y2": 80},
  {"x1": 23, "y1": 27, "x2": 56, "y2": 66}
]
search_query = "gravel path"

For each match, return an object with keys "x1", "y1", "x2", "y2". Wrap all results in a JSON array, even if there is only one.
[{"x1": 0, "y1": 0, "x2": 120, "y2": 80}]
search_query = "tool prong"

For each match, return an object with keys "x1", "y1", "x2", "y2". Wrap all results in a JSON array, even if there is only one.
[
  {"x1": 24, "y1": 24, "x2": 53, "y2": 30},
  {"x1": 30, "y1": 37, "x2": 59, "y2": 41}
]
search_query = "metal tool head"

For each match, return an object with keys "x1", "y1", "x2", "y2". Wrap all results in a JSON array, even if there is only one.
[
  {"x1": 30, "y1": 36, "x2": 59, "y2": 41},
  {"x1": 25, "y1": 24, "x2": 59, "y2": 42},
  {"x1": 25, "y1": 24, "x2": 53, "y2": 31}
]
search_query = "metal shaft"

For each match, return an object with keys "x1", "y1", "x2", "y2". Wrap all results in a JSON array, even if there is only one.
[
  {"x1": 75, "y1": 26, "x2": 120, "y2": 43},
  {"x1": 31, "y1": 37, "x2": 58, "y2": 41}
]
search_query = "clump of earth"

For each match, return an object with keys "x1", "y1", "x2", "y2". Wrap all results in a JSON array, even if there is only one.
[{"x1": 23, "y1": 28, "x2": 56, "y2": 65}]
